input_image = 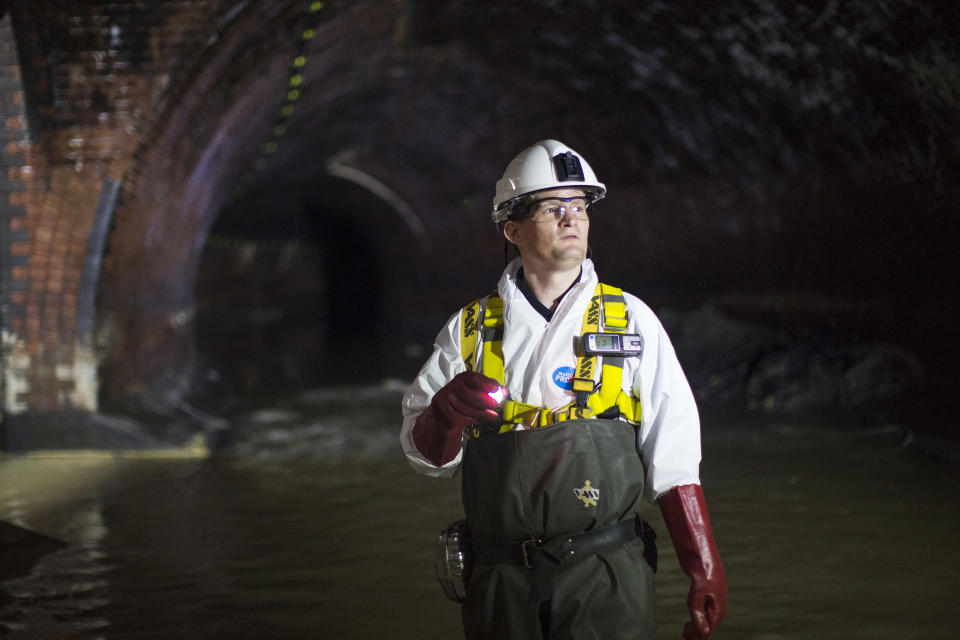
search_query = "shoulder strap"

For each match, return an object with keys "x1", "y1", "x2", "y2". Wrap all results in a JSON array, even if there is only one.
[
  {"x1": 592, "y1": 284, "x2": 641, "y2": 422},
  {"x1": 480, "y1": 293, "x2": 505, "y2": 384},
  {"x1": 460, "y1": 296, "x2": 483, "y2": 373},
  {"x1": 460, "y1": 289, "x2": 502, "y2": 379}
]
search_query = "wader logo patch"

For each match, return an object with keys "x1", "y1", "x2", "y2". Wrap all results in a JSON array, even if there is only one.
[
  {"x1": 574, "y1": 480, "x2": 599, "y2": 507},
  {"x1": 552, "y1": 366, "x2": 576, "y2": 390}
]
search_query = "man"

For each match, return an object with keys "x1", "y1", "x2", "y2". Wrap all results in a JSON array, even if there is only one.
[{"x1": 401, "y1": 139, "x2": 727, "y2": 639}]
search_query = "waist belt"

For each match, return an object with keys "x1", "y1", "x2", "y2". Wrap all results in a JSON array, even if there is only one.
[{"x1": 471, "y1": 516, "x2": 657, "y2": 573}]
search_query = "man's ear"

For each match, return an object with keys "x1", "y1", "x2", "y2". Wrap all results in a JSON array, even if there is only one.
[{"x1": 503, "y1": 220, "x2": 520, "y2": 246}]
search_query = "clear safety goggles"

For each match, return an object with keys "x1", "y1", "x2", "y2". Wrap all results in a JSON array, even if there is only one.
[{"x1": 526, "y1": 196, "x2": 590, "y2": 223}]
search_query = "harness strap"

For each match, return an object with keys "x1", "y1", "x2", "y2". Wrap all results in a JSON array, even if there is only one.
[
  {"x1": 460, "y1": 297, "x2": 483, "y2": 373},
  {"x1": 481, "y1": 294, "x2": 505, "y2": 384},
  {"x1": 460, "y1": 282, "x2": 642, "y2": 432},
  {"x1": 572, "y1": 286, "x2": 602, "y2": 407}
]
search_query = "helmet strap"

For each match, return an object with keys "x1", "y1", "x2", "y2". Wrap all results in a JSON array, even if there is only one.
[{"x1": 503, "y1": 239, "x2": 521, "y2": 266}]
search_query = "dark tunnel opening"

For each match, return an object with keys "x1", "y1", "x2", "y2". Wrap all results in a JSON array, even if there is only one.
[{"x1": 194, "y1": 179, "x2": 390, "y2": 404}]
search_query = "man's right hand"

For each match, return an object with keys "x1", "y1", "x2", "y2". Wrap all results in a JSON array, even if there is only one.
[{"x1": 412, "y1": 372, "x2": 503, "y2": 466}]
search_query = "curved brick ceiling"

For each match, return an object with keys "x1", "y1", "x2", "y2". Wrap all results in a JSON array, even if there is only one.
[
  {"x1": 195, "y1": 0, "x2": 960, "y2": 400},
  {"x1": 212, "y1": 0, "x2": 960, "y2": 303}
]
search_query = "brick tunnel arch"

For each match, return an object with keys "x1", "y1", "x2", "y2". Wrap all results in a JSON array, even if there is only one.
[
  {"x1": 98, "y1": 153, "x2": 433, "y2": 414},
  {"x1": 98, "y1": 139, "x2": 434, "y2": 415},
  {"x1": 193, "y1": 173, "x2": 432, "y2": 399},
  {"x1": 93, "y1": 1, "x2": 436, "y2": 414}
]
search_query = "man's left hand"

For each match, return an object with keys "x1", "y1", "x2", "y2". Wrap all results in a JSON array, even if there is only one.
[{"x1": 658, "y1": 484, "x2": 728, "y2": 639}]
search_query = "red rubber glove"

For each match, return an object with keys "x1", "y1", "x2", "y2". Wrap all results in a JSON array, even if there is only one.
[
  {"x1": 411, "y1": 371, "x2": 503, "y2": 466},
  {"x1": 658, "y1": 484, "x2": 728, "y2": 639}
]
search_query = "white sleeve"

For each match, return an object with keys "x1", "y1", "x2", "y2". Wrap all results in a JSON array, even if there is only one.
[
  {"x1": 400, "y1": 309, "x2": 468, "y2": 477},
  {"x1": 629, "y1": 298, "x2": 702, "y2": 502}
]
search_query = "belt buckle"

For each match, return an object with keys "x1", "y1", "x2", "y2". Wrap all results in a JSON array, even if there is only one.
[{"x1": 520, "y1": 538, "x2": 541, "y2": 569}]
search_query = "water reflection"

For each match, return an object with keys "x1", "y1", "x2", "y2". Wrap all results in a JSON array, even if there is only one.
[{"x1": 1, "y1": 385, "x2": 957, "y2": 639}]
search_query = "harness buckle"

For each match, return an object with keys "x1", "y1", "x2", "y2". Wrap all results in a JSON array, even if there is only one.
[
  {"x1": 515, "y1": 407, "x2": 541, "y2": 428},
  {"x1": 521, "y1": 538, "x2": 542, "y2": 569},
  {"x1": 501, "y1": 400, "x2": 541, "y2": 428}
]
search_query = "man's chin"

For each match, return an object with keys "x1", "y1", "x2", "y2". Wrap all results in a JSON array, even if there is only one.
[{"x1": 551, "y1": 248, "x2": 587, "y2": 267}]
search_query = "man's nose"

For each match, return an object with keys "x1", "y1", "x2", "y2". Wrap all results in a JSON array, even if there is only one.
[{"x1": 558, "y1": 207, "x2": 578, "y2": 224}]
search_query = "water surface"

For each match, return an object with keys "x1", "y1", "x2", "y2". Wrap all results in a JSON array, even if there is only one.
[{"x1": 1, "y1": 384, "x2": 957, "y2": 638}]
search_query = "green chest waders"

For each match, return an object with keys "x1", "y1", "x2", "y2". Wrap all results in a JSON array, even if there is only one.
[{"x1": 460, "y1": 418, "x2": 657, "y2": 640}]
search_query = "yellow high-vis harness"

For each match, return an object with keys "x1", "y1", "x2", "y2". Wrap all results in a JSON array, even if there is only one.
[{"x1": 460, "y1": 283, "x2": 642, "y2": 436}]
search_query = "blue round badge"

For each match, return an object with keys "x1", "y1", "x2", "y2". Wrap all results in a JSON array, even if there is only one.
[{"x1": 552, "y1": 366, "x2": 576, "y2": 390}]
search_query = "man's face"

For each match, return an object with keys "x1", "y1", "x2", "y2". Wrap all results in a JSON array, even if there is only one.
[{"x1": 503, "y1": 188, "x2": 590, "y2": 271}]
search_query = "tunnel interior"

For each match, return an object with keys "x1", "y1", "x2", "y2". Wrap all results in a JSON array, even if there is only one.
[
  {"x1": 194, "y1": 175, "x2": 399, "y2": 400},
  {"x1": 143, "y1": 2, "x2": 959, "y2": 418},
  {"x1": 5, "y1": 0, "x2": 955, "y2": 424},
  {"x1": 3, "y1": 6, "x2": 960, "y2": 635}
]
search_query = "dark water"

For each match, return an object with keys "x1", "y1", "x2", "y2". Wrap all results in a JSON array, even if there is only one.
[{"x1": 1, "y1": 384, "x2": 957, "y2": 639}]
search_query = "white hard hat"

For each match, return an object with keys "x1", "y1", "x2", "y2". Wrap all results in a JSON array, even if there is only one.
[{"x1": 492, "y1": 139, "x2": 606, "y2": 224}]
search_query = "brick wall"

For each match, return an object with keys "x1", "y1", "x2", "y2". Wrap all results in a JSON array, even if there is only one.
[
  {"x1": 96, "y1": 1, "x2": 303, "y2": 409},
  {"x1": 1, "y1": 13, "x2": 31, "y2": 413},
  {"x1": 0, "y1": 1, "x2": 297, "y2": 416}
]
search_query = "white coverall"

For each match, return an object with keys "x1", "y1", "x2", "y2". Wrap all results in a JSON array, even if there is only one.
[{"x1": 401, "y1": 257, "x2": 702, "y2": 503}]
